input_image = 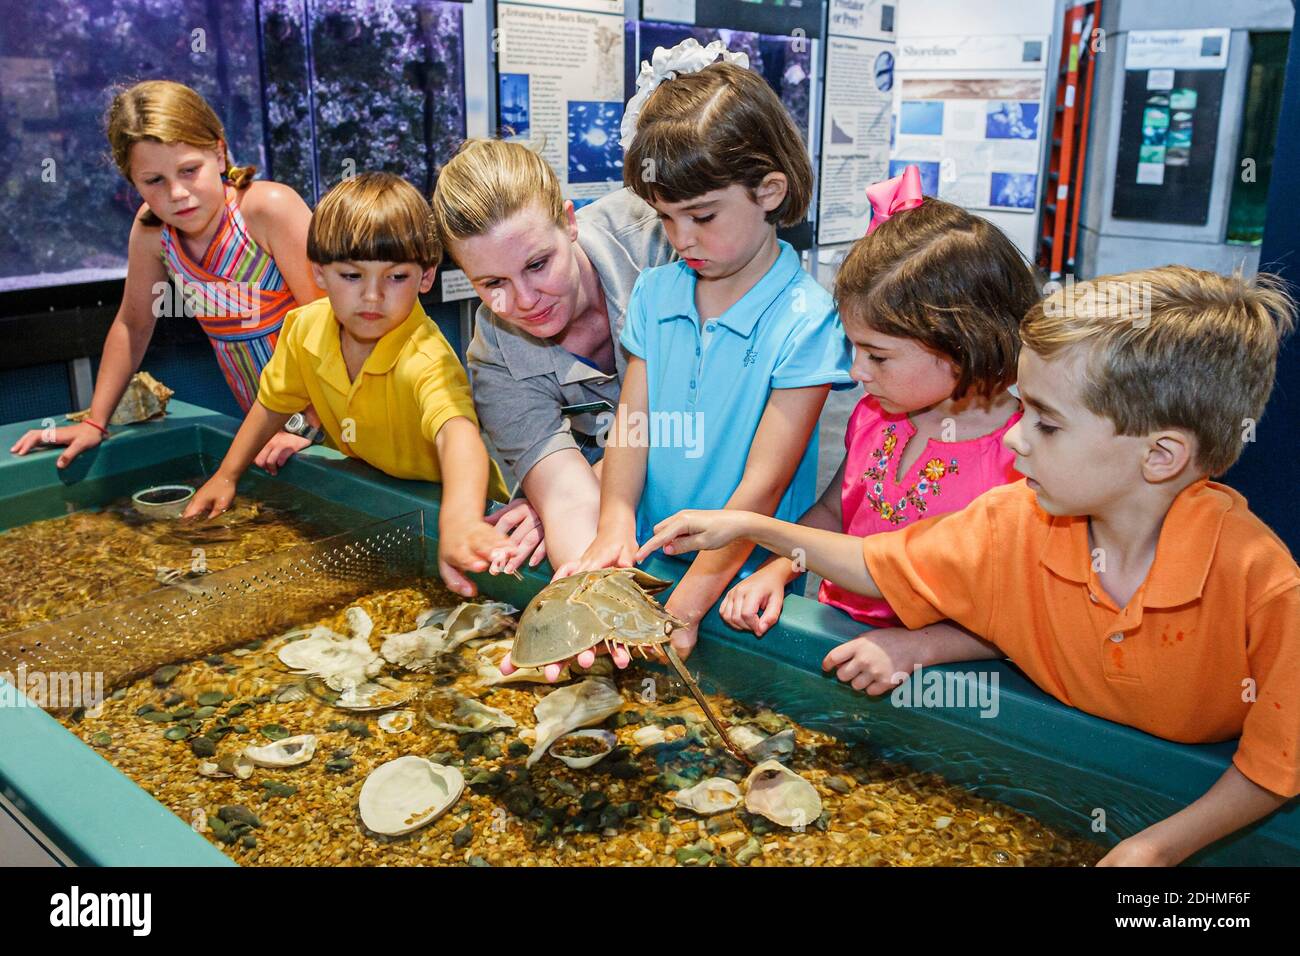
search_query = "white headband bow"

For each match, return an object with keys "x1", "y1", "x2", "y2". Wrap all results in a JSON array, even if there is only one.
[{"x1": 619, "y1": 38, "x2": 750, "y2": 150}]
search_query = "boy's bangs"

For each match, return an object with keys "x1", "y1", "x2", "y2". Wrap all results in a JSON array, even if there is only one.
[
  {"x1": 324, "y1": 220, "x2": 428, "y2": 267},
  {"x1": 309, "y1": 179, "x2": 439, "y2": 268}
]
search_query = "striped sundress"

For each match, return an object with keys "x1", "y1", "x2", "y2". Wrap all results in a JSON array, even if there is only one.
[{"x1": 160, "y1": 186, "x2": 298, "y2": 411}]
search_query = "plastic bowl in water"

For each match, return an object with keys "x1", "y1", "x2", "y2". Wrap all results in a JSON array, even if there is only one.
[{"x1": 130, "y1": 484, "x2": 195, "y2": 519}]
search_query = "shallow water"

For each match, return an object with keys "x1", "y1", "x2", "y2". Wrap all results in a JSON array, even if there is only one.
[
  {"x1": 0, "y1": 477, "x2": 364, "y2": 635},
  {"x1": 61, "y1": 582, "x2": 1107, "y2": 867}
]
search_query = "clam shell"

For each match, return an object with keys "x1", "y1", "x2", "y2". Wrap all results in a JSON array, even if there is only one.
[
  {"x1": 527, "y1": 678, "x2": 623, "y2": 768},
  {"x1": 359, "y1": 756, "x2": 465, "y2": 837},
  {"x1": 672, "y1": 777, "x2": 742, "y2": 815},
  {"x1": 377, "y1": 711, "x2": 415, "y2": 734},
  {"x1": 548, "y1": 729, "x2": 616, "y2": 769},
  {"x1": 743, "y1": 760, "x2": 823, "y2": 829},
  {"x1": 243, "y1": 734, "x2": 317, "y2": 768}
]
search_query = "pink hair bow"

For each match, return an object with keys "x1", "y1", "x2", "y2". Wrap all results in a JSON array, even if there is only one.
[{"x1": 865, "y1": 165, "x2": 924, "y2": 235}]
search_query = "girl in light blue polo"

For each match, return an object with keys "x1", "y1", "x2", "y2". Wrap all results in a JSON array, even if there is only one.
[{"x1": 557, "y1": 41, "x2": 853, "y2": 665}]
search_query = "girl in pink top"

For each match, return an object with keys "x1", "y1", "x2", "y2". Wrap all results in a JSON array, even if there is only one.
[
  {"x1": 722, "y1": 172, "x2": 1040, "y2": 691},
  {"x1": 818, "y1": 393, "x2": 1022, "y2": 626}
]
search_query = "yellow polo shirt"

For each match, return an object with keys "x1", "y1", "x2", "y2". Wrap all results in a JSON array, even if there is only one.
[{"x1": 258, "y1": 297, "x2": 507, "y2": 500}]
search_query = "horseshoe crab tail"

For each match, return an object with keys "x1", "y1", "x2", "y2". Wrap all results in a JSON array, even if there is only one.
[{"x1": 662, "y1": 646, "x2": 754, "y2": 768}]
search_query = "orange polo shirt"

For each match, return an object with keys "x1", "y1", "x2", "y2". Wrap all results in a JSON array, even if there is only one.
[{"x1": 861, "y1": 478, "x2": 1300, "y2": 797}]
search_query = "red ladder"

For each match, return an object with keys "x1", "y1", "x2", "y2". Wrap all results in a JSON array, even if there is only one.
[{"x1": 1038, "y1": 1, "x2": 1102, "y2": 279}]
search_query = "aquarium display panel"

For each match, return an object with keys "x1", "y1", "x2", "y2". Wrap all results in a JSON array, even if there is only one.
[
  {"x1": 633, "y1": 21, "x2": 814, "y2": 144},
  {"x1": 0, "y1": 0, "x2": 469, "y2": 294},
  {"x1": 266, "y1": 0, "x2": 468, "y2": 202},
  {"x1": 0, "y1": 0, "x2": 264, "y2": 292}
]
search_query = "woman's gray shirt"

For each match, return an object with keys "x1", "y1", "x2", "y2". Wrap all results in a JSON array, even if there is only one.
[{"x1": 466, "y1": 188, "x2": 673, "y2": 487}]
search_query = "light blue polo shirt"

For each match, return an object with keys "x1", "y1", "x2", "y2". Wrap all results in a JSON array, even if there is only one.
[{"x1": 620, "y1": 240, "x2": 854, "y2": 576}]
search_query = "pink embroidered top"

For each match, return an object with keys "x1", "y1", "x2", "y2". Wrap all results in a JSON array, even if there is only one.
[{"x1": 819, "y1": 394, "x2": 1023, "y2": 627}]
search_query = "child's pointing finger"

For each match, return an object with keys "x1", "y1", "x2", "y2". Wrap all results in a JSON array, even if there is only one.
[{"x1": 635, "y1": 525, "x2": 683, "y2": 561}]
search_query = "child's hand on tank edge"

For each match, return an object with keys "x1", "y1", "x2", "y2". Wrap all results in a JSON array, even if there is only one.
[
  {"x1": 822, "y1": 629, "x2": 921, "y2": 696},
  {"x1": 9, "y1": 421, "x2": 104, "y2": 468},
  {"x1": 254, "y1": 430, "x2": 310, "y2": 476},
  {"x1": 721, "y1": 563, "x2": 789, "y2": 636}
]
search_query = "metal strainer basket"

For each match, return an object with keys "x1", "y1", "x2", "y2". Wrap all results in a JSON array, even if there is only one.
[{"x1": 0, "y1": 512, "x2": 425, "y2": 711}]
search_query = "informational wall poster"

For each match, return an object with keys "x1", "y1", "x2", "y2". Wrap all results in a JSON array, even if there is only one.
[
  {"x1": 817, "y1": 0, "x2": 896, "y2": 244},
  {"x1": 497, "y1": 0, "x2": 627, "y2": 205},
  {"x1": 1112, "y1": 29, "x2": 1227, "y2": 224},
  {"x1": 891, "y1": 34, "x2": 1048, "y2": 216},
  {"x1": 892, "y1": 75, "x2": 1044, "y2": 211},
  {"x1": 643, "y1": 0, "x2": 821, "y2": 37}
]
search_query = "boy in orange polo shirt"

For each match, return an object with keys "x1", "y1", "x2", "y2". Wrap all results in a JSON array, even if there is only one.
[{"x1": 640, "y1": 265, "x2": 1299, "y2": 866}]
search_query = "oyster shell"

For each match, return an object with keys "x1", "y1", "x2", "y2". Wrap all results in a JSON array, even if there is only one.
[
  {"x1": 548, "y1": 729, "x2": 616, "y2": 769},
  {"x1": 743, "y1": 760, "x2": 823, "y2": 829},
  {"x1": 672, "y1": 777, "x2": 742, "y2": 816},
  {"x1": 278, "y1": 613, "x2": 381, "y2": 691},
  {"x1": 154, "y1": 564, "x2": 209, "y2": 595},
  {"x1": 345, "y1": 606, "x2": 374, "y2": 643},
  {"x1": 380, "y1": 625, "x2": 454, "y2": 672},
  {"x1": 243, "y1": 734, "x2": 317, "y2": 768},
  {"x1": 383, "y1": 601, "x2": 516, "y2": 672},
  {"x1": 475, "y1": 638, "x2": 568, "y2": 686},
  {"x1": 359, "y1": 756, "x2": 465, "y2": 837},
  {"x1": 69, "y1": 371, "x2": 173, "y2": 426},
  {"x1": 271, "y1": 681, "x2": 310, "y2": 704},
  {"x1": 527, "y1": 678, "x2": 623, "y2": 768},
  {"x1": 417, "y1": 600, "x2": 516, "y2": 643},
  {"x1": 331, "y1": 679, "x2": 414, "y2": 712},
  {"x1": 632, "y1": 724, "x2": 666, "y2": 747},
  {"x1": 420, "y1": 694, "x2": 516, "y2": 734},
  {"x1": 731, "y1": 725, "x2": 796, "y2": 763}
]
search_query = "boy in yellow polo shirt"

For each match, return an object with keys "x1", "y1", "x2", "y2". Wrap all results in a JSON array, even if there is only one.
[
  {"x1": 186, "y1": 172, "x2": 509, "y2": 597},
  {"x1": 639, "y1": 266, "x2": 1299, "y2": 866}
]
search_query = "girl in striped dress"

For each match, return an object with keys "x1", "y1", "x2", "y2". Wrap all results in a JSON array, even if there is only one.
[{"x1": 10, "y1": 81, "x2": 324, "y2": 471}]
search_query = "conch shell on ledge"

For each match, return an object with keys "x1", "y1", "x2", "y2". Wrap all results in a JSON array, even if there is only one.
[{"x1": 69, "y1": 371, "x2": 173, "y2": 426}]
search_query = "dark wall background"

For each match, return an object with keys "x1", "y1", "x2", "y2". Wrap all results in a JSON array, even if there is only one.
[{"x1": 1226, "y1": 21, "x2": 1300, "y2": 556}]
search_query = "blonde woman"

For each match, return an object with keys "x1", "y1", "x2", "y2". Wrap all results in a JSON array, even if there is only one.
[
  {"x1": 432, "y1": 138, "x2": 673, "y2": 577},
  {"x1": 10, "y1": 81, "x2": 323, "y2": 470}
]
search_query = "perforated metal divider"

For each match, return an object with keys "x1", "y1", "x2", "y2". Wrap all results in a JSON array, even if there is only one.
[{"x1": 0, "y1": 512, "x2": 425, "y2": 710}]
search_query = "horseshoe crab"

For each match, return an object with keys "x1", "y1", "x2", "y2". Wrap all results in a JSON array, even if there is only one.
[{"x1": 511, "y1": 568, "x2": 752, "y2": 766}]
